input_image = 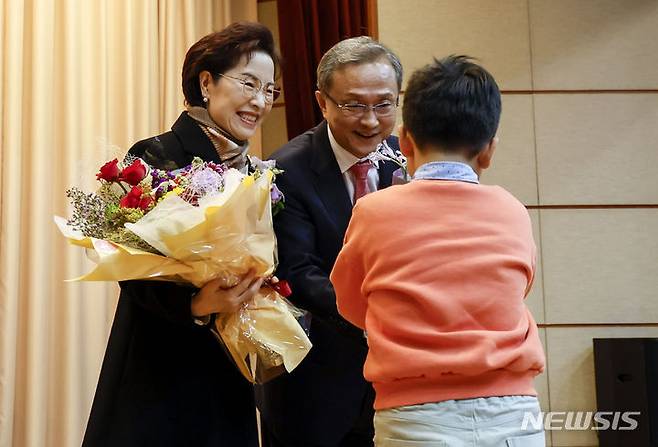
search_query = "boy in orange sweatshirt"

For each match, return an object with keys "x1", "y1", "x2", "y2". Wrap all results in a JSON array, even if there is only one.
[{"x1": 331, "y1": 55, "x2": 546, "y2": 447}]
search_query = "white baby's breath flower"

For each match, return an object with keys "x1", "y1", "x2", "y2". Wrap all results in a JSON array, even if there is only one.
[
  {"x1": 366, "y1": 140, "x2": 406, "y2": 166},
  {"x1": 365, "y1": 140, "x2": 410, "y2": 183},
  {"x1": 249, "y1": 156, "x2": 276, "y2": 171}
]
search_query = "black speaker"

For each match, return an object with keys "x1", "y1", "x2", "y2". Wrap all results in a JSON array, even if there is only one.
[{"x1": 593, "y1": 337, "x2": 658, "y2": 447}]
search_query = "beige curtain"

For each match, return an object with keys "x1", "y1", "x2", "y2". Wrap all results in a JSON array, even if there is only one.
[{"x1": 0, "y1": 1, "x2": 257, "y2": 446}]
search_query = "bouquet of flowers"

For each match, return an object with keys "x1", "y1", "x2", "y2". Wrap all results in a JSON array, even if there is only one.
[{"x1": 55, "y1": 155, "x2": 311, "y2": 383}]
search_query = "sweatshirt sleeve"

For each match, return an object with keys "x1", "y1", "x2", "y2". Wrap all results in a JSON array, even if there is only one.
[
  {"x1": 331, "y1": 202, "x2": 369, "y2": 330},
  {"x1": 524, "y1": 237, "x2": 538, "y2": 299}
]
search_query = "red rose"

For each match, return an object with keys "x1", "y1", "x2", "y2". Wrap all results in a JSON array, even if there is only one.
[
  {"x1": 121, "y1": 159, "x2": 148, "y2": 186},
  {"x1": 119, "y1": 186, "x2": 144, "y2": 208},
  {"x1": 138, "y1": 195, "x2": 153, "y2": 210},
  {"x1": 271, "y1": 279, "x2": 292, "y2": 297},
  {"x1": 96, "y1": 159, "x2": 121, "y2": 182}
]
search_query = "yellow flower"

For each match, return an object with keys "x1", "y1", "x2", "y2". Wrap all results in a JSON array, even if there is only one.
[{"x1": 164, "y1": 187, "x2": 184, "y2": 199}]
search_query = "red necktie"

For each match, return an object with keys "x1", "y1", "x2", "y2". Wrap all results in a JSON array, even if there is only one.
[{"x1": 349, "y1": 161, "x2": 373, "y2": 202}]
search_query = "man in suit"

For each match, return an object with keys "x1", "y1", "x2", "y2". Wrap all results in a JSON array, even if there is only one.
[{"x1": 256, "y1": 36, "x2": 403, "y2": 447}]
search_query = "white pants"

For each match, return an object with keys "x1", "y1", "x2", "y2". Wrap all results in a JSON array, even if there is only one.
[{"x1": 374, "y1": 396, "x2": 545, "y2": 447}]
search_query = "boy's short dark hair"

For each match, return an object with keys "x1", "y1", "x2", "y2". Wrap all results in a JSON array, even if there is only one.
[{"x1": 402, "y1": 55, "x2": 501, "y2": 157}]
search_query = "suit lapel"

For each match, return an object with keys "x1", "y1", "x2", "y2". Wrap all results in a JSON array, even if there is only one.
[
  {"x1": 309, "y1": 124, "x2": 401, "y2": 234},
  {"x1": 310, "y1": 122, "x2": 353, "y2": 235},
  {"x1": 378, "y1": 159, "x2": 398, "y2": 189}
]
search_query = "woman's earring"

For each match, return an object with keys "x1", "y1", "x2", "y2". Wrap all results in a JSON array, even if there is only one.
[{"x1": 203, "y1": 96, "x2": 208, "y2": 104}]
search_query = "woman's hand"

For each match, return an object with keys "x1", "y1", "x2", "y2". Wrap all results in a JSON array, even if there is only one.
[{"x1": 191, "y1": 270, "x2": 264, "y2": 317}]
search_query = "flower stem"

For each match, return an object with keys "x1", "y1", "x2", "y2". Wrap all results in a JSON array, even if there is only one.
[{"x1": 116, "y1": 181, "x2": 129, "y2": 194}]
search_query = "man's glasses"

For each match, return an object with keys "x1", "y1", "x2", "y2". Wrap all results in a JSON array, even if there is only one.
[
  {"x1": 323, "y1": 91, "x2": 398, "y2": 117},
  {"x1": 218, "y1": 73, "x2": 281, "y2": 104}
]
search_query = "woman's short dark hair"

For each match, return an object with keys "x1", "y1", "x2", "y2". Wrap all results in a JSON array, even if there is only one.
[{"x1": 182, "y1": 22, "x2": 280, "y2": 107}]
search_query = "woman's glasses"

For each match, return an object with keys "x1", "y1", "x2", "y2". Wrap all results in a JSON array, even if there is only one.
[{"x1": 218, "y1": 73, "x2": 281, "y2": 104}]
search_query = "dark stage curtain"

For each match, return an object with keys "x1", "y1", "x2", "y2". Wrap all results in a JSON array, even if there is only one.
[{"x1": 276, "y1": 0, "x2": 374, "y2": 140}]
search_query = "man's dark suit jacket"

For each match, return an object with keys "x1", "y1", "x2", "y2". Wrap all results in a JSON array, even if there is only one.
[
  {"x1": 256, "y1": 121, "x2": 399, "y2": 446},
  {"x1": 82, "y1": 112, "x2": 258, "y2": 447}
]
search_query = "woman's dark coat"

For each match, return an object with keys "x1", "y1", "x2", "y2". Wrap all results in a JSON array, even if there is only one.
[{"x1": 82, "y1": 112, "x2": 258, "y2": 447}]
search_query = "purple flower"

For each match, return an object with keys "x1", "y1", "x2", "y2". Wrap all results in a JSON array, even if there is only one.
[
  {"x1": 154, "y1": 182, "x2": 171, "y2": 199},
  {"x1": 206, "y1": 161, "x2": 227, "y2": 174},
  {"x1": 151, "y1": 169, "x2": 170, "y2": 188},
  {"x1": 270, "y1": 184, "x2": 283, "y2": 203}
]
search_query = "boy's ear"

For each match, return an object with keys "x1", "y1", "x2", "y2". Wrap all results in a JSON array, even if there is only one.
[
  {"x1": 398, "y1": 125, "x2": 414, "y2": 158},
  {"x1": 477, "y1": 136, "x2": 497, "y2": 170}
]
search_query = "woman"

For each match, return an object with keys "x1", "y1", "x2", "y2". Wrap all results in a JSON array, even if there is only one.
[{"x1": 82, "y1": 22, "x2": 280, "y2": 447}]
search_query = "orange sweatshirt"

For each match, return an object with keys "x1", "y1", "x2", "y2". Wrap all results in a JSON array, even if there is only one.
[{"x1": 331, "y1": 180, "x2": 546, "y2": 410}]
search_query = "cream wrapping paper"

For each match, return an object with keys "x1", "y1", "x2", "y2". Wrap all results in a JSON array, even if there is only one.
[{"x1": 55, "y1": 169, "x2": 312, "y2": 383}]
